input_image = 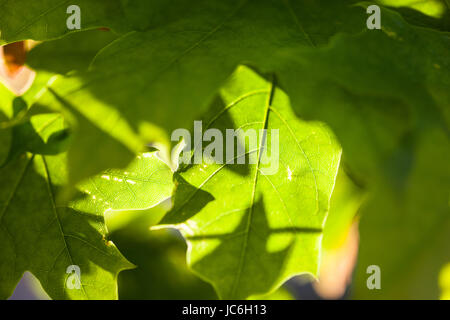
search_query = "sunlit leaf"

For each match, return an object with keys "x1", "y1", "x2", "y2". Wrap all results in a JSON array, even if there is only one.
[{"x1": 159, "y1": 66, "x2": 341, "y2": 299}]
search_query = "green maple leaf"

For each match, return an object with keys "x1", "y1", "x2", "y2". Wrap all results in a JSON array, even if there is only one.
[
  {"x1": 159, "y1": 66, "x2": 341, "y2": 299},
  {"x1": 0, "y1": 144, "x2": 134, "y2": 299},
  {"x1": 0, "y1": 135, "x2": 173, "y2": 300},
  {"x1": 0, "y1": 86, "x2": 173, "y2": 300}
]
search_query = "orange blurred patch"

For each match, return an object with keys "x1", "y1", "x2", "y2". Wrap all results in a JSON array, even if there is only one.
[
  {"x1": 0, "y1": 41, "x2": 36, "y2": 95},
  {"x1": 3, "y1": 41, "x2": 26, "y2": 77}
]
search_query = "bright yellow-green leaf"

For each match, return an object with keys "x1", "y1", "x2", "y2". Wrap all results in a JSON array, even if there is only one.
[{"x1": 159, "y1": 66, "x2": 341, "y2": 299}]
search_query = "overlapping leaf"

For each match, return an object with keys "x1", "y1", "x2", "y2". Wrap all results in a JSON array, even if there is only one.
[
  {"x1": 110, "y1": 209, "x2": 218, "y2": 300},
  {"x1": 32, "y1": 0, "x2": 364, "y2": 181},
  {"x1": 0, "y1": 122, "x2": 173, "y2": 299},
  {"x1": 32, "y1": 0, "x2": 448, "y2": 184},
  {"x1": 0, "y1": 114, "x2": 134, "y2": 299},
  {"x1": 26, "y1": 29, "x2": 118, "y2": 75},
  {"x1": 274, "y1": 7, "x2": 450, "y2": 298},
  {"x1": 0, "y1": 79, "x2": 173, "y2": 299}
]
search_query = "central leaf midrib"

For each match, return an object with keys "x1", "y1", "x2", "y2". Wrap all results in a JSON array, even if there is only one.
[
  {"x1": 42, "y1": 156, "x2": 89, "y2": 299},
  {"x1": 0, "y1": 156, "x2": 32, "y2": 222},
  {"x1": 230, "y1": 77, "x2": 275, "y2": 298},
  {"x1": 282, "y1": 0, "x2": 316, "y2": 47}
]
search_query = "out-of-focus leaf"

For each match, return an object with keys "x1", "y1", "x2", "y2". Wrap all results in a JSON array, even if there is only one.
[
  {"x1": 27, "y1": 29, "x2": 118, "y2": 75},
  {"x1": 0, "y1": 0, "x2": 128, "y2": 44},
  {"x1": 379, "y1": 0, "x2": 447, "y2": 18},
  {"x1": 110, "y1": 209, "x2": 217, "y2": 300},
  {"x1": 440, "y1": 263, "x2": 450, "y2": 300},
  {"x1": 248, "y1": 287, "x2": 294, "y2": 300},
  {"x1": 276, "y1": 7, "x2": 450, "y2": 299},
  {"x1": 311, "y1": 169, "x2": 363, "y2": 299},
  {"x1": 375, "y1": 0, "x2": 450, "y2": 32},
  {"x1": 36, "y1": 0, "x2": 363, "y2": 180},
  {"x1": 322, "y1": 169, "x2": 364, "y2": 251},
  {"x1": 0, "y1": 0, "x2": 203, "y2": 45}
]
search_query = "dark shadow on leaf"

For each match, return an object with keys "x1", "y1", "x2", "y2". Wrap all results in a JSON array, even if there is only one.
[
  {"x1": 382, "y1": 130, "x2": 415, "y2": 191},
  {"x1": 112, "y1": 224, "x2": 217, "y2": 299},
  {"x1": 159, "y1": 174, "x2": 215, "y2": 225},
  {"x1": 390, "y1": 6, "x2": 450, "y2": 32},
  {"x1": 176, "y1": 95, "x2": 253, "y2": 177},
  {"x1": 47, "y1": 88, "x2": 136, "y2": 184},
  {"x1": 188, "y1": 197, "x2": 322, "y2": 299},
  {"x1": 6, "y1": 97, "x2": 71, "y2": 163}
]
